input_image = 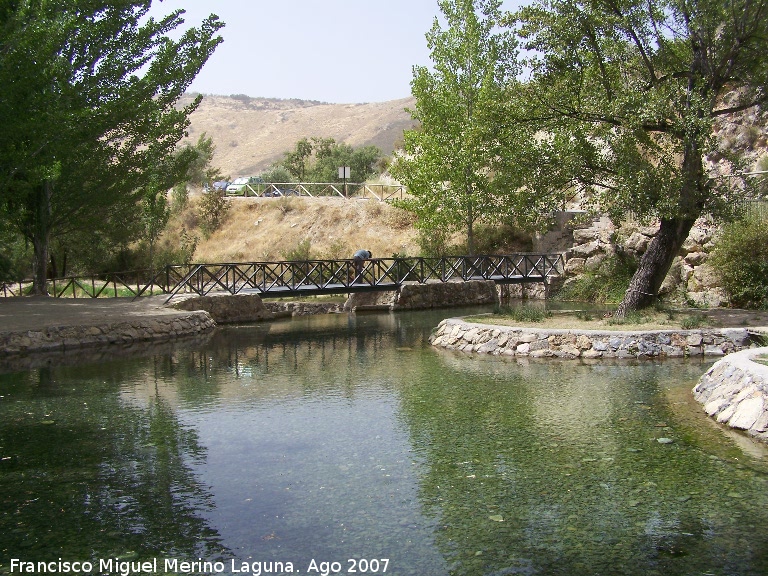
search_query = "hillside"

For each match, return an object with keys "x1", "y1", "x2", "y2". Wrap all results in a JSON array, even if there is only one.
[
  {"x1": 167, "y1": 196, "x2": 422, "y2": 263},
  {"x1": 181, "y1": 94, "x2": 417, "y2": 178}
]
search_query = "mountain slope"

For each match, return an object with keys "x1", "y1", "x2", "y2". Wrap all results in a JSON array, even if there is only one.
[{"x1": 181, "y1": 94, "x2": 417, "y2": 178}]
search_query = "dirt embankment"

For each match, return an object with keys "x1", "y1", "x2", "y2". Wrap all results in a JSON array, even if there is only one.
[{"x1": 165, "y1": 195, "x2": 421, "y2": 263}]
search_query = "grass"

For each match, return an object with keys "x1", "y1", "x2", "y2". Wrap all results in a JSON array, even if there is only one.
[
  {"x1": 467, "y1": 306, "x2": 723, "y2": 331},
  {"x1": 494, "y1": 304, "x2": 552, "y2": 323}
]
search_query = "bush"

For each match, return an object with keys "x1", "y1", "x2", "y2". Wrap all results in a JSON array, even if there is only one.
[
  {"x1": 472, "y1": 223, "x2": 533, "y2": 254},
  {"x1": 555, "y1": 253, "x2": 637, "y2": 304},
  {"x1": 710, "y1": 214, "x2": 768, "y2": 309},
  {"x1": 494, "y1": 303, "x2": 552, "y2": 322},
  {"x1": 282, "y1": 239, "x2": 312, "y2": 261},
  {"x1": 197, "y1": 190, "x2": 230, "y2": 237}
]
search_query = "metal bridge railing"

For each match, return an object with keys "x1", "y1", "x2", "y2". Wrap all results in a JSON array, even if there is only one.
[
  {"x1": 0, "y1": 254, "x2": 564, "y2": 301},
  {"x1": 161, "y1": 254, "x2": 564, "y2": 302},
  {"x1": 231, "y1": 182, "x2": 407, "y2": 201}
]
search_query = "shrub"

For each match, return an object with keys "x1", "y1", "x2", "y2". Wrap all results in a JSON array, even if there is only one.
[
  {"x1": 494, "y1": 303, "x2": 552, "y2": 322},
  {"x1": 710, "y1": 214, "x2": 768, "y2": 309},
  {"x1": 472, "y1": 223, "x2": 533, "y2": 254},
  {"x1": 282, "y1": 239, "x2": 312, "y2": 261},
  {"x1": 197, "y1": 190, "x2": 230, "y2": 237},
  {"x1": 680, "y1": 312, "x2": 709, "y2": 329},
  {"x1": 555, "y1": 253, "x2": 637, "y2": 304}
]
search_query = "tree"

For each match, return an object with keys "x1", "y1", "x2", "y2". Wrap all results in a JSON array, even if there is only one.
[
  {"x1": 179, "y1": 133, "x2": 223, "y2": 188},
  {"x1": 505, "y1": 0, "x2": 768, "y2": 315},
  {"x1": 141, "y1": 182, "x2": 171, "y2": 268},
  {"x1": 0, "y1": 1, "x2": 223, "y2": 294},
  {"x1": 309, "y1": 142, "x2": 382, "y2": 183},
  {"x1": 390, "y1": 0, "x2": 520, "y2": 255},
  {"x1": 278, "y1": 137, "x2": 382, "y2": 184},
  {"x1": 283, "y1": 138, "x2": 314, "y2": 181}
]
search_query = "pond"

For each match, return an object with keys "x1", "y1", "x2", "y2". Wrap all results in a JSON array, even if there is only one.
[{"x1": 1, "y1": 308, "x2": 768, "y2": 576}]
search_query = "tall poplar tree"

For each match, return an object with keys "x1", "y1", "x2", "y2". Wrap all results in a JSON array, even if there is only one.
[
  {"x1": 505, "y1": 0, "x2": 768, "y2": 315},
  {"x1": 391, "y1": 0, "x2": 521, "y2": 255},
  {"x1": 0, "y1": 1, "x2": 223, "y2": 293}
]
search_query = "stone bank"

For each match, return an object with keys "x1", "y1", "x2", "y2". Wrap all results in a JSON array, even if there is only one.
[
  {"x1": 430, "y1": 317, "x2": 753, "y2": 359},
  {"x1": 0, "y1": 309, "x2": 214, "y2": 355},
  {"x1": 694, "y1": 348, "x2": 768, "y2": 443}
]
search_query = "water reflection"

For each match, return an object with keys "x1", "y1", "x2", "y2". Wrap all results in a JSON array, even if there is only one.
[
  {"x1": 2, "y1": 308, "x2": 768, "y2": 576},
  {"x1": 0, "y1": 363, "x2": 226, "y2": 562}
]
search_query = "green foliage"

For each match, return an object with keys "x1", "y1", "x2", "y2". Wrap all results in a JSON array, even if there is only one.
[
  {"x1": 282, "y1": 239, "x2": 312, "y2": 261},
  {"x1": 391, "y1": 0, "x2": 534, "y2": 255},
  {"x1": 171, "y1": 184, "x2": 189, "y2": 214},
  {"x1": 0, "y1": 1, "x2": 223, "y2": 292},
  {"x1": 680, "y1": 313, "x2": 710, "y2": 330},
  {"x1": 466, "y1": 223, "x2": 533, "y2": 254},
  {"x1": 710, "y1": 214, "x2": 768, "y2": 309},
  {"x1": 0, "y1": 230, "x2": 31, "y2": 282},
  {"x1": 494, "y1": 303, "x2": 552, "y2": 322},
  {"x1": 154, "y1": 227, "x2": 197, "y2": 267},
  {"x1": 417, "y1": 229, "x2": 464, "y2": 257},
  {"x1": 278, "y1": 137, "x2": 383, "y2": 183},
  {"x1": 503, "y1": 0, "x2": 768, "y2": 314},
  {"x1": 197, "y1": 190, "x2": 230, "y2": 238},
  {"x1": 260, "y1": 165, "x2": 293, "y2": 184},
  {"x1": 319, "y1": 239, "x2": 349, "y2": 260},
  {"x1": 556, "y1": 255, "x2": 637, "y2": 304},
  {"x1": 141, "y1": 186, "x2": 171, "y2": 266},
  {"x1": 176, "y1": 133, "x2": 223, "y2": 187}
]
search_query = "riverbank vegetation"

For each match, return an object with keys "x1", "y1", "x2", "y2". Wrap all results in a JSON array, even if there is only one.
[
  {"x1": 479, "y1": 304, "x2": 767, "y2": 332},
  {"x1": 392, "y1": 0, "x2": 768, "y2": 317}
]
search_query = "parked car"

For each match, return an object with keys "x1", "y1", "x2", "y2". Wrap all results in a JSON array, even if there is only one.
[
  {"x1": 226, "y1": 176, "x2": 263, "y2": 197},
  {"x1": 212, "y1": 180, "x2": 230, "y2": 192}
]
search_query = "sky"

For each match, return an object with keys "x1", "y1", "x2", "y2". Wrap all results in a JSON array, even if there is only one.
[{"x1": 147, "y1": 0, "x2": 523, "y2": 104}]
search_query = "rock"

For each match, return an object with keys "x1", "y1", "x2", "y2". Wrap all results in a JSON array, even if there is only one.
[
  {"x1": 564, "y1": 257, "x2": 586, "y2": 275},
  {"x1": 624, "y1": 231, "x2": 651, "y2": 253},
  {"x1": 684, "y1": 251, "x2": 708, "y2": 266},
  {"x1": 728, "y1": 396, "x2": 764, "y2": 430},
  {"x1": 569, "y1": 240, "x2": 601, "y2": 258},
  {"x1": 688, "y1": 263, "x2": 721, "y2": 290}
]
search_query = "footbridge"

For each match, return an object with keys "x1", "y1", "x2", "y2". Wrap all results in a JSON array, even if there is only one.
[{"x1": 162, "y1": 254, "x2": 563, "y2": 303}]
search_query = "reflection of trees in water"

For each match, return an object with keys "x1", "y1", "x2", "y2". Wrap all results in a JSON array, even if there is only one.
[
  {"x1": 157, "y1": 314, "x2": 433, "y2": 401},
  {"x1": 397, "y1": 356, "x2": 768, "y2": 575},
  {"x1": 0, "y1": 365, "x2": 226, "y2": 562}
]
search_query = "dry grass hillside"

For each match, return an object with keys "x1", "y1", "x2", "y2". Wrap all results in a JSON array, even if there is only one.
[
  {"x1": 165, "y1": 196, "x2": 421, "y2": 263},
  {"x1": 181, "y1": 94, "x2": 417, "y2": 177}
]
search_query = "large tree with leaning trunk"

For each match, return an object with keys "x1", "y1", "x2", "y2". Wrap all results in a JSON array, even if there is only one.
[{"x1": 502, "y1": 0, "x2": 768, "y2": 316}]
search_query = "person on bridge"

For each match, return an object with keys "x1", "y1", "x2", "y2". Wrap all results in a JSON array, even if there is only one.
[{"x1": 352, "y1": 249, "x2": 372, "y2": 282}]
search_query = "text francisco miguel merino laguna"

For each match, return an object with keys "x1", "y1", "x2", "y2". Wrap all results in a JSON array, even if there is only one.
[{"x1": 7, "y1": 557, "x2": 339, "y2": 576}]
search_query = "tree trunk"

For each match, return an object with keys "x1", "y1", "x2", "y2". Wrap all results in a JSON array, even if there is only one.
[
  {"x1": 31, "y1": 180, "x2": 53, "y2": 296},
  {"x1": 615, "y1": 217, "x2": 695, "y2": 317}
]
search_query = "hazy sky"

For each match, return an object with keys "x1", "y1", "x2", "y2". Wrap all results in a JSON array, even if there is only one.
[{"x1": 148, "y1": 0, "x2": 523, "y2": 104}]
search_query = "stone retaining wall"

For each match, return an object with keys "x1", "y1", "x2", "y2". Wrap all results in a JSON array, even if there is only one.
[
  {"x1": 693, "y1": 347, "x2": 768, "y2": 442},
  {"x1": 171, "y1": 293, "x2": 275, "y2": 323},
  {"x1": 430, "y1": 317, "x2": 752, "y2": 359},
  {"x1": 0, "y1": 311, "x2": 214, "y2": 355},
  {"x1": 263, "y1": 301, "x2": 345, "y2": 316},
  {"x1": 345, "y1": 279, "x2": 500, "y2": 311}
]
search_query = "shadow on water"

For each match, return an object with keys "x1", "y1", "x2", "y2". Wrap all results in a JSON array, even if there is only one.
[{"x1": 2, "y1": 305, "x2": 768, "y2": 575}]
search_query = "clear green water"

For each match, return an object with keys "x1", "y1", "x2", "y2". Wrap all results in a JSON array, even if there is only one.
[{"x1": 2, "y1": 308, "x2": 768, "y2": 576}]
